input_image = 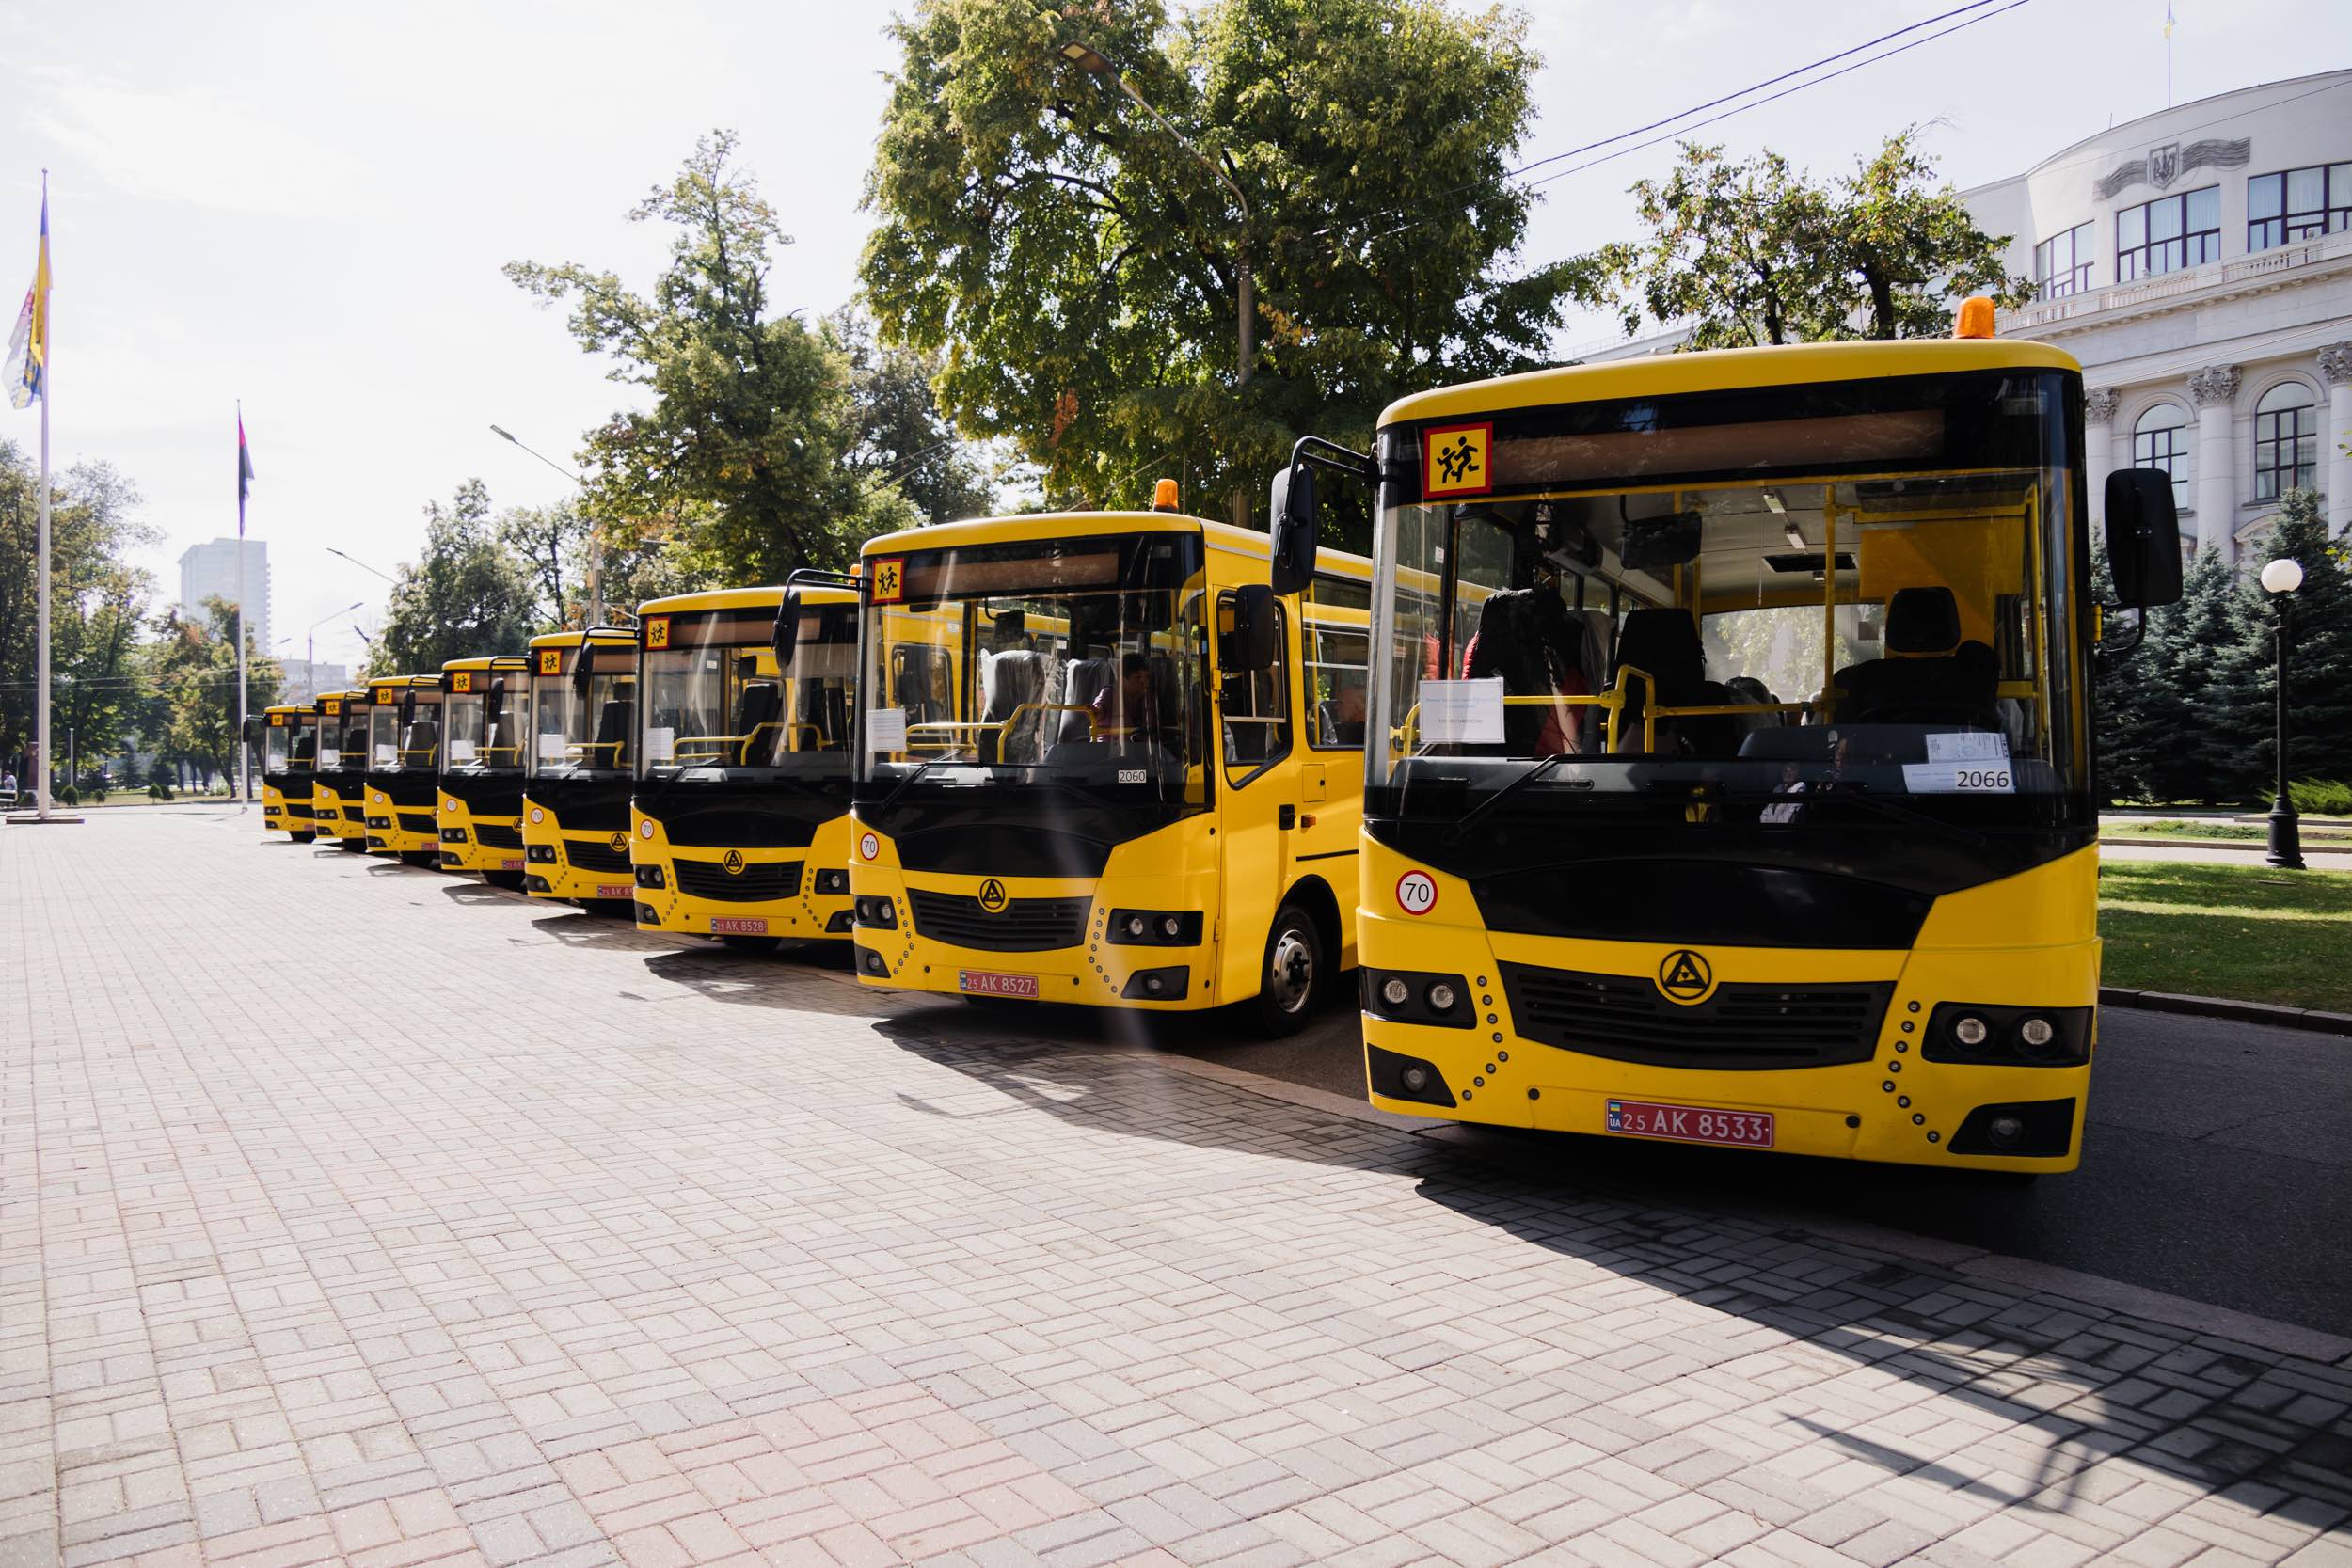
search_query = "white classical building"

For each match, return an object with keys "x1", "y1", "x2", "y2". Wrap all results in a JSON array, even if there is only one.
[{"x1": 1969, "y1": 70, "x2": 2351, "y2": 558}]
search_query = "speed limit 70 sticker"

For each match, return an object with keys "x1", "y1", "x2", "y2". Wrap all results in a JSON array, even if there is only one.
[
  {"x1": 860, "y1": 832, "x2": 880, "y2": 861},
  {"x1": 1394, "y1": 870, "x2": 1438, "y2": 916}
]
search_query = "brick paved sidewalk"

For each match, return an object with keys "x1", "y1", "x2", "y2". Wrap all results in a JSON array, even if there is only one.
[{"x1": 4, "y1": 811, "x2": 2349, "y2": 1568}]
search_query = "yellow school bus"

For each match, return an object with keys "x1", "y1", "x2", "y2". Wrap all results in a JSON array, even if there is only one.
[
  {"x1": 437, "y1": 655, "x2": 534, "y2": 888},
  {"x1": 630, "y1": 583, "x2": 859, "y2": 949},
  {"x1": 312, "y1": 689, "x2": 372, "y2": 850},
  {"x1": 259, "y1": 702, "x2": 321, "y2": 840},
  {"x1": 362, "y1": 673, "x2": 446, "y2": 863},
  {"x1": 845, "y1": 499, "x2": 1376, "y2": 1034},
  {"x1": 521, "y1": 627, "x2": 640, "y2": 910},
  {"x1": 1279, "y1": 325, "x2": 2182, "y2": 1172}
]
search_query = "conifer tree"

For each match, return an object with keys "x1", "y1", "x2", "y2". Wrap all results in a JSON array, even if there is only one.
[{"x1": 2231, "y1": 489, "x2": 2352, "y2": 790}]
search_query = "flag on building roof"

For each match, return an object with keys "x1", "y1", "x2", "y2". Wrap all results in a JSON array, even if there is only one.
[{"x1": 4, "y1": 189, "x2": 48, "y2": 410}]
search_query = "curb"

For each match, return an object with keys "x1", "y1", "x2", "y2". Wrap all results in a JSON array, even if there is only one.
[
  {"x1": 2101, "y1": 834, "x2": 2352, "y2": 855},
  {"x1": 2101, "y1": 985, "x2": 2352, "y2": 1037}
]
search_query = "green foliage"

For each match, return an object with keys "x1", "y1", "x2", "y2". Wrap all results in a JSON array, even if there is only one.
[
  {"x1": 2285, "y1": 779, "x2": 2352, "y2": 816},
  {"x1": 2096, "y1": 489, "x2": 2350, "y2": 805},
  {"x1": 508, "y1": 131, "x2": 917, "y2": 585},
  {"x1": 861, "y1": 0, "x2": 1587, "y2": 527},
  {"x1": 56, "y1": 784, "x2": 76, "y2": 807},
  {"x1": 495, "y1": 499, "x2": 591, "y2": 628},
  {"x1": 376, "y1": 481, "x2": 544, "y2": 673},
  {"x1": 0, "y1": 443, "x2": 159, "y2": 769},
  {"x1": 831, "y1": 306, "x2": 995, "y2": 525},
  {"x1": 1592, "y1": 129, "x2": 2032, "y2": 348},
  {"x1": 147, "y1": 598, "x2": 284, "y2": 783}
]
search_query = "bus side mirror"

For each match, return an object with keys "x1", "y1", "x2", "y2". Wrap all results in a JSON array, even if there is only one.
[
  {"x1": 571, "y1": 638, "x2": 596, "y2": 701},
  {"x1": 1225, "y1": 584, "x2": 1280, "y2": 673},
  {"x1": 772, "y1": 589, "x2": 802, "y2": 671},
  {"x1": 242, "y1": 717, "x2": 262, "y2": 745},
  {"x1": 487, "y1": 675, "x2": 506, "y2": 707},
  {"x1": 400, "y1": 692, "x2": 417, "y2": 725},
  {"x1": 1268, "y1": 461, "x2": 1318, "y2": 596},
  {"x1": 2105, "y1": 469, "x2": 2183, "y2": 608}
]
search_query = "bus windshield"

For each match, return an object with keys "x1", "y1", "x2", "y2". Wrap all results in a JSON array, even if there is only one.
[
  {"x1": 326, "y1": 709, "x2": 367, "y2": 773},
  {"x1": 527, "y1": 648, "x2": 635, "y2": 780},
  {"x1": 856, "y1": 532, "x2": 1210, "y2": 802},
  {"x1": 1369, "y1": 369, "x2": 2085, "y2": 836},
  {"x1": 370, "y1": 693, "x2": 441, "y2": 773},
  {"x1": 639, "y1": 604, "x2": 853, "y2": 784},
  {"x1": 445, "y1": 684, "x2": 528, "y2": 773},
  {"x1": 263, "y1": 723, "x2": 294, "y2": 773}
]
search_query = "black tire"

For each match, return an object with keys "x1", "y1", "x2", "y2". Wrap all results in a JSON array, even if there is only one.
[
  {"x1": 722, "y1": 935, "x2": 784, "y2": 955},
  {"x1": 338, "y1": 836, "x2": 368, "y2": 854},
  {"x1": 290, "y1": 832, "x2": 315, "y2": 844},
  {"x1": 1248, "y1": 903, "x2": 1324, "y2": 1037}
]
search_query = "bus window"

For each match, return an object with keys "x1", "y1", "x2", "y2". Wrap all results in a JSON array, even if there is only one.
[
  {"x1": 1307, "y1": 626, "x2": 1369, "y2": 749},
  {"x1": 1218, "y1": 592, "x2": 1290, "y2": 775}
]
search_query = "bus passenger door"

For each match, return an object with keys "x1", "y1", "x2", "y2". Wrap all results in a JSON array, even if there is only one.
[{"x1": 1214, "y1": 589, "x2": 1295, "y2": 1005}]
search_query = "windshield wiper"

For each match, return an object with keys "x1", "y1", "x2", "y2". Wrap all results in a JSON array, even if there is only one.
[
  {"x1": 872, "y1": 758, "x2": 956, "y2": 815},
  {"x1": 1441, "y1": 754, "x2": 1568, "y2": 844}
]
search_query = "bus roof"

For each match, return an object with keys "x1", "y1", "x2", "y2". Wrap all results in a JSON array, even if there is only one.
[
  {"x1": 440, "y1": 654, "x2": 532, "y2": 673},
  {"x1": 262, "y1": 703, "x2": 315, "y2": 718},
  {"x1": 637, "y1": 583, "x2": 859, "y2": 616},
  {"x1": 367, "y1": 673, "x2": 440, "y2": 695},
  {"x1": 1377, "y1": 338, "x2": 2081, "y2": 429},
  {"x1": 528, "y1": 627, "x2": 636, "y2": 652},
  {"x1": 861, "y1": 510, "x2": 1371, "y2": 578}
]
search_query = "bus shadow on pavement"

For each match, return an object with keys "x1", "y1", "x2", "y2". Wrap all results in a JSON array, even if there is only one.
[
  {"x1": 528, "y1": 911, "x2": 676, "y2": 952},
  {"x1": 859, "y1": 1009, "x2": 2352, "y2": 1531}
]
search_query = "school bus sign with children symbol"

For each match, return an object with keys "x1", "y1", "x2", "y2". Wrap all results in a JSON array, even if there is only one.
[{"x1": 1422, "y1": 421, "x2": 1493, "y2": 499}]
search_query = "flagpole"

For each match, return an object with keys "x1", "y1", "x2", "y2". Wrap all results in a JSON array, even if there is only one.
[
  {"x1": 236, "y1": 400, "x2": 249, "y2": 805},
  {"x1": 33, "y1": 171, "x2": 51, "y2": 821}
]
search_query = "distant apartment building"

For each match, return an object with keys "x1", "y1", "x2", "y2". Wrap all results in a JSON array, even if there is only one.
[
  {"x1": 278, "y1": 659, "x2": 349, "y2": 704},
  {"x1": 177, "y1": 537, "x2": 272, "y2": 651}
]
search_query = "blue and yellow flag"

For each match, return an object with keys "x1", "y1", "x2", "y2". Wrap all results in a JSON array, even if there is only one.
[{"x1": 5, "y1": 189, "x2": 49, "y2": 411}]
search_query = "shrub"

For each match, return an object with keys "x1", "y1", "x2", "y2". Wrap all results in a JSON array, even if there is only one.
[
  {"x1": 56, "y1": 785, "x2": 78, "y2": 807},
  {"x1": 2285, "y1": 778, "x2": 2352, "y2": 816}
]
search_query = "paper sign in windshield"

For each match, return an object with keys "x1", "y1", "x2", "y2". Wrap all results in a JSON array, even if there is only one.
[
  {"x1": 1419, "y1": 678, "x2": 1505, "y2": 745},
  {"x1": 866, "y1": 707, "x2": 910, "y2": 753},
  {"x1": 1926, "y1": 731, "x2": 2010, "y2": 763},
  {"x1": 373, "y1": 744, "x2": 396, "y2": 765},
  {"x1": 1903, "y1": 761, "x2": 2014, "y2": 793},
  {"x1": 645, "y1": 727, "x2": 675, "y2": 764},
  {"x1": 537, "y1": 735, "x2": 569, "y2": 761},
  {"x1": 448, "y1": 739, "x2": 477, "y2": 763}
]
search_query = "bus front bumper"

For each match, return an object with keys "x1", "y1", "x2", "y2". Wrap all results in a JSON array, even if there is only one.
[
  {"x1": 629, "y1": 809, "x2": 854, "y2": 942},
  {"x1": 1356, "y1": 841, "x2": 2100, "y2": 1174}
]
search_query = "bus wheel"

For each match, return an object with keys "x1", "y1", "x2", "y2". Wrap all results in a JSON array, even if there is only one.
[
  {"x1": 290, "y1": 832, "x2": 315, "y2": 844},
  {"x1": 722, "y1": 935, "x2": 784, "y2": 955},
  {"x1": 1249, "y1": 905, "x2": 1323, "y2": 1037}
]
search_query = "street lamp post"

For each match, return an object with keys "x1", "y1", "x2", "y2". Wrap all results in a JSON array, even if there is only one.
[
  {"x1": 2260, "y1": 556, "x2": 2305, "y2": 869},
  {"x1": 303, "y1": 601, "x2": 365, "y2": 701},
  {"x1": 1060, "y1": 40, "x2": 1253, "y2": 526},
  {"x1": 491, "y1": 424, "x2": 602, "y2": 625},
  {"x1": 327, "y1": 547, "x2": 397, "y2": 584}
]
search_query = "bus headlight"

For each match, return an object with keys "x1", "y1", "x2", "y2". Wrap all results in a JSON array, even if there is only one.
[
  {"x1": 1105, "y1": 909, "x2": 1200, "y2": 945},
  {"x1": 854, "y1": 895, "x2": 897, "y2": 929},
  {"x1": 813, "y1": 868, "x2": 850, "y2": 895},
  {"x1": 1924, "y1": 1004, "x2": 2090, "y2": 1067},
  {"x1": 1361, "y1": 970, "x2": 1472, "y2": 1028},
  {"x1": 1368, "y1": 1045, "x2": 1456, "y2": 1106},
  {"x1": 634, "y1": 864, "x2": 666, "y2": 890}
]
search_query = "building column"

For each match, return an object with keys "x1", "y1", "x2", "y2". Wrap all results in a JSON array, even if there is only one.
[
  {"x1": 2321, "y1": 343, "x2": 2352, "y2": 538},
  {"x1": 2187, "y1": 364, "x2": 2241, "y2": 562},
  {"x1": 2085, "y1": 390, "x2": 2121, "y2": 539}
]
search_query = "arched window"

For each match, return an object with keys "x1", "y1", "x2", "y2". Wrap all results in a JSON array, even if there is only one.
[
  {"x1": 2132, "y1": 404, "x2": 2193, "y2": 510},
  {"x1": 2253, "y1": 382, "x2": 2318, "y2": 500}
]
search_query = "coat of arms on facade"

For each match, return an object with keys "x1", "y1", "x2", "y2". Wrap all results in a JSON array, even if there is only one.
[{"x1": 2148, "y1": 142, "x2": 2182, "y2": 189}]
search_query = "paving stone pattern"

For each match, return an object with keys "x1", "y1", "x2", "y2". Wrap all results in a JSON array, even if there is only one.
[{"x1": 5, "y1": 811, "x2": 2350, "y2": 1568}]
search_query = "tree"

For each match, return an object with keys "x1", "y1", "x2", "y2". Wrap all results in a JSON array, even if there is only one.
[
  {"x1": 831, "y1": 305, "x2": 994, "y2": 525},
  {"x1": 2228, "y1": 488, "x2": 2352, "y2": 790},
  {"x1": 149, "y1": 597, "x2": 282, "y2": 786},
  {"x1": 496, "y1": 498, "x2": 591, "y2": 629},
  {"x1": 1592, "y1": 129, "x2": 2031, "y2": 348},
  {"x1": 861, "y1": 0, "x2": 1588, "y2": 530},
  {"x1": 0, "y1": 444, "x2": 160, "y2": 776},
  {"x1": 375, "y1": 480, "x2": 543, "y2": 674},
  {"x1": 507, "y1": 131, "x2": 916, "y2": 585}
]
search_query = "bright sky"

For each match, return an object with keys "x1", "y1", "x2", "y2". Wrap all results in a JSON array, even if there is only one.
[{"x1": 2, "y1": 0, "x2": 2344, "y2": 669}]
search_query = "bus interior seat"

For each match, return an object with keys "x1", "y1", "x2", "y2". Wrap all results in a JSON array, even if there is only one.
[
  {"x1": 1061, "y1": 658, "x2": 1112, "y2": 742},
  {"x1": 1612, "y1": 609, "x2": 1737, "y2": 756},
  {"x1": 290, "y1": 735, "x2": 315, "y2": 763},
  {"x1": 982, "y1": 650, "x2": 1043, "y2": 762},
  {"x1": 736, "y1": 681, "x2": 782, "y2": 760},
  {"x1": 595, "y1": 700, "x2": 632, "y2": 753},
  {"x1": 403, "y1": 720, "x2": 439, "y2": 759},
  {"x1": 1832, "y1": 587, "x2": 1999, "y2": 727},
  {"x1": 1465, "y1": 588, "x2": 1591, "y2": 753}
]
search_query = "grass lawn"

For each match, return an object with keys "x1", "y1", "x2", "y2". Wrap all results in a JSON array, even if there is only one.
[
  {"x1": 2102, "y1": 818, "x2": 2352, "y2": 844},
  {"x1": 2100, "y1": 860, "x2": 2352, "y2": 1013}
]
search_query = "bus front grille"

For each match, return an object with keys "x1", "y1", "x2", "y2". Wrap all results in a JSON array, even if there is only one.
[
  {"x1": 564, "y1": 839, "x2": 632, "y2": 873},
  {"x1": 398, "y1": 812, "x2": 437, "y2": 836},
  {"x1": 1498, "y1": 963, "x2": 1889, "y2": 1071},
  {"x1": 473, "y1": 823, "x2": 524, "y2": 848},
  {"x1": 909, "y1": 890, "x2": 1091, "y2": 952},
  {"x1": 675, "y1": 858, "x2": 802, "y2": 902}
]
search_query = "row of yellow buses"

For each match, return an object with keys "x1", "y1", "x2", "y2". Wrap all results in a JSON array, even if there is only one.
[{"x1": 262, "y1": 323, "x2": 2180, "y2": 1173}]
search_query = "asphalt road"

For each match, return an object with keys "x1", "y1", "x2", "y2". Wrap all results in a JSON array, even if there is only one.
[{"x1": 1168, "y1": 1001, "x2": 2352, "y2": 1339}]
